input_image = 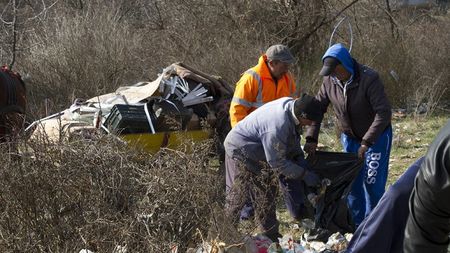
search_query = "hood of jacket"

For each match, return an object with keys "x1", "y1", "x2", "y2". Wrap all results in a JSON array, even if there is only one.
[{"x1": 322, "y1": 43, "x2": 354, "y2": 76}]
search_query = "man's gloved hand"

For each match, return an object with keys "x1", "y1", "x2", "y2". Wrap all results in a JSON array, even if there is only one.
[
  {"x1": 303, "y1": 170, "x2": 321, "y2": 187},
  {"x1": 304, "y1": 142, "x2": 318, "y2": 156}
]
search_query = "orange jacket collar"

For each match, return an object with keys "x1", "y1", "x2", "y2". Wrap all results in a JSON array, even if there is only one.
[{"x1": 254, "y1": 55, "x2": 274, "y2": 79}]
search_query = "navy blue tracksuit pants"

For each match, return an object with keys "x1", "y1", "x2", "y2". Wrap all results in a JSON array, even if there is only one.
[
  {"x1": 346, "y1": 157, "x2": 424, "y2": 253},
  {"x1": 341, "y1": 125, "x2": 393, "y2": 226}
]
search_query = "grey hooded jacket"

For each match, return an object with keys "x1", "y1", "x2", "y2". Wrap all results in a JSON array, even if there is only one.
[{"x1": 224, "y1": 97, "x2": 305, "y2": 176}]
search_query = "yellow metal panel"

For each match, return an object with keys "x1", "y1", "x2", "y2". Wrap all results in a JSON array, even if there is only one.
[{"x1": 120, "y1": 130, "x2": 211, "y2": 153}]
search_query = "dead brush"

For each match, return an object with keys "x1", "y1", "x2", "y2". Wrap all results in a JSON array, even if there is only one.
[{"x1": 0, "y1": 134, "x2": 228, "y2": 252}]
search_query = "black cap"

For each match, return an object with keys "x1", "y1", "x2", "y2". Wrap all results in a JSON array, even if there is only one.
[
  {"x1": 294, "y1": 94, "x2": 323, "y2": 122},
  {"x1": 319, "y1": 57, "x2": 339, "y2": 76}
]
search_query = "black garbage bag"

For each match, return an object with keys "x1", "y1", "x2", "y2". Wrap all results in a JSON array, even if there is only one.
[{"x1": 305, "y1": 151, "x2": 363, "y2": 240}]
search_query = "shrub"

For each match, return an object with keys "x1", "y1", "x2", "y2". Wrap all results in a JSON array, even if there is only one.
[{"x1": 0, "y1": 136, "x2": 225, "y2": 252}]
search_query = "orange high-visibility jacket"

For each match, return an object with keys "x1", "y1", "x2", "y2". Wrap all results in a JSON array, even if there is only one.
[{"x1": 229, "y1": 55, "x2": 298, "y2": 127}]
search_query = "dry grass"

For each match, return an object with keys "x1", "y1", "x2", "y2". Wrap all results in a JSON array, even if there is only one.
[
  {"x1": 0, "y1": 0, "x2": 449, "y2": 250},
  {"x1": 1, "y1": 1, "x2": 447, "y2": 118},
  {"x1": 387, "y1": 114, "x2": 449, "y2": 185},
  {"x1": 0, "y1": 135, "x2": 230, "y2": 252}
]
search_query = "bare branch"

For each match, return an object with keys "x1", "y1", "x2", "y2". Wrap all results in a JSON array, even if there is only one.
[
  {"x1": 300, "y1": 0, "x2": 361, "y2": 43},
  {"x1": 28, "y1": 0, "x2": 60, "y2": 21},
  {"x1": 9, "y1": 0, "x2": 18, "y2": 69}
]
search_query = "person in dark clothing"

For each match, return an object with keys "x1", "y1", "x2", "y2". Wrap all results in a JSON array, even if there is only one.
[
  {"x1": 346, "y1": 157, "x2": 424, "y2": 253},
  {"x1": 304, "y1": 43, "x2": 392, "y2": 226},
  {"x1": 224, "y1": 94, "x2": 323, "y2": 242},
  {"x1": 404, "y1": 120, "x2": 450, "y2": 253},
  {"x1": 0, "y1": 66, "x2": 26, "y2": 143},
  {"x1": 345, "y1": 120, "x2": 450, "y2": 253}
]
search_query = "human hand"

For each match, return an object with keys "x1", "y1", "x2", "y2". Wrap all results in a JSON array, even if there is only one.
[
  {"x1": 303, "y1": 170, "x2": 321, "y2": 187},
  {"x1": 358, "y1": 145, "x2": 369, "y2": 159},
  {"x1": 280, "y1": 166, "x2": 304, "y2": 180},
  {"x1": 303, "y1": 142, "x2": 318, "y2": 156}
]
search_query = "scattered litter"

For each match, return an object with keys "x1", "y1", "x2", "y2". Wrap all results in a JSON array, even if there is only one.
[
  {"x1": 248, "y1": 234, "x2": 272, "y2": 252},
  {"x1": 113, "y1": 245, "x2": 128, "y2": 253},
  {"x1": 306, "y1": 241, "x2": 326, "y2": 252},
  {"x1": 79, "y1": 250, "x2": 94, "y2": 253},
  {"x1": 389, "y1": 70, "x2": 399, "y2": 82},
  {"x1": 190, "y1": 231, "x2": 353, "y2": 253},
  {"x1": 268, "y1": 242, "x2": 284, "y2": 252},
  {"x1": 325, "y1": 232, "x2": 349, "y2": 251},
  {"x1": 277, "y1": 234, "x2": 306, "y2": 252},
  {"x1": 392, "y1": 108, "x2": 407, "y2": 118}
]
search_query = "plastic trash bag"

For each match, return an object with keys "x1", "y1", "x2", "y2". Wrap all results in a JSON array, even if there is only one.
[{"x1": 306, "y1": 151, "x2": 363, "y2": 240}]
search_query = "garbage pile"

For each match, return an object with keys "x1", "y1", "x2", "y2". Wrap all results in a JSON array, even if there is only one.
[
  {"x1": 27, "y1": 63, "x2": 233, "y2": 150},
  {"x1": 188, "y1": 232, "x2": 353, "y2": 253}
]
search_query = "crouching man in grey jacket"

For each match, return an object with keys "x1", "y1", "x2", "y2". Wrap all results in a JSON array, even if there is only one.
[{"x1": 224, "y1": 94, "x2": 323, "y2": 242}]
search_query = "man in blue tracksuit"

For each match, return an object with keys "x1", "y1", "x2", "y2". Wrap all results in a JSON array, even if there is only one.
[
  {"x1": 224, "y1": 94, "x2": 323, "y2": 241},
  {"x1": 304, "y1": 43, "x2": 392, "y2": 227}
]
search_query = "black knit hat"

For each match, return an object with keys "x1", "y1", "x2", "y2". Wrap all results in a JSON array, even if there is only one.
[{"x1": 294, "y1": 94, "x2": 323, "y2": 122}]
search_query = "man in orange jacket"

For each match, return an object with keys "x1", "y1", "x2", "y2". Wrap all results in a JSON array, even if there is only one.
[
  {"x1": 229, "y1": 45, "x2": 305, "y2": 223},
  {"x1": 229, "y1": 44, "x2": 298, "y2": 127}
]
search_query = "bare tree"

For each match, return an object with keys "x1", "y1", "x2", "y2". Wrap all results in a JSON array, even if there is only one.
[{"x1": 0, "y1": 0, "x2": 58, "y2": 69}]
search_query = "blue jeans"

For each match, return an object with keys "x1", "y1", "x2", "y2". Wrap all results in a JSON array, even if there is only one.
[{"x1": 341, "y1": 125, "x2": 392, "y2": 226}]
